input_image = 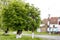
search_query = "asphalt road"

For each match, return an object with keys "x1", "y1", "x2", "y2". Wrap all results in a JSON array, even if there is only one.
[{"x1": 23, "y1": 34, "x2": 60, "y2": 40}]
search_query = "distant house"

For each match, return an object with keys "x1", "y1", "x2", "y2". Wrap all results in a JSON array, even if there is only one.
[
  {"x1": 37, "y1": 24, "x2": 47, "y2": 32},
  {"x1": 42, "y1": 19, "x2": 48, "y2": 24},
  {"x1": 42, "y1": 17, "x2": 60, "y2": 25},
  {"x1": 40, "y1": 24, "x2": 47, "y2": 32},
  {"x1": 42, "y1": 17, "x2": 59, "y2": 24},
  {"x1": 40, "y1": 17, "x2": 60, "y2": 32}
]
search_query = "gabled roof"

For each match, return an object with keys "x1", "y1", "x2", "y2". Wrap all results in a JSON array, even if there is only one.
[{"x1": 42, "y1": 17, "x2": 59, "y2": 24}]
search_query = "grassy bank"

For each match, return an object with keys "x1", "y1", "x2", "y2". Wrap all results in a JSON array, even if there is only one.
[
  {"x1": 0, "y1": 31, "x2": 59, "y2": 40},
  {"x1": 0, "y1": 34, "x2": 42, "y2": 40}
]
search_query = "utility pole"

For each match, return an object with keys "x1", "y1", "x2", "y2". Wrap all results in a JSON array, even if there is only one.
[
  {"x1": 48, "y1": 14, "x2": 51, "y2": 34},
  {"x1": 48, "y1": 14, "x2": 50, "y2": 25}
]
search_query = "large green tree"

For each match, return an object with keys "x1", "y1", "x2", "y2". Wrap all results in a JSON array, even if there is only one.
[{"x1": 2, "y1": 0, "x2": 41, "y2": 34}]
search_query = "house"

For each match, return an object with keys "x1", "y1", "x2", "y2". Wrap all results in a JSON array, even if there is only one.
[
  {"x1": 40, "y1": 17, "x2": 60, "y2": 32},
  {"x1": 42, "y1": 17, "x2": 58, "y2": 24},
  {"x1": 40, "y1": 24, "x2": 47, "y2": 32},
  {"x1": 37, "y1": 24, "x2": 47, "y2": 32}
]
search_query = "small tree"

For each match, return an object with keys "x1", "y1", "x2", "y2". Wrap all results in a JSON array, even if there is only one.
[{"x1": 2, "y1": 0, "x2": 41, "y2": 38}]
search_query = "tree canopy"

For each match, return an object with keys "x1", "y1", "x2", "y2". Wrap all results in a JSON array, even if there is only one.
[{"x1": 2, "y1": 0, "x2": 41, "y2": 31}]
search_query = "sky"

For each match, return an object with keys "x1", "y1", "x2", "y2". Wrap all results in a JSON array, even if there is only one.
[{"x1": 24, "y1": 0, "x2": 60, "y2": 20}]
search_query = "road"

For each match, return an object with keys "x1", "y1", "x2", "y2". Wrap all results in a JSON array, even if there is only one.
[{"x1": 23, "y1": 34, "x2": 60, "y2": 40}]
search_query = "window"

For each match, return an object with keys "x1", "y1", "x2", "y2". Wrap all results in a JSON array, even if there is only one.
[{"x1": 59, "y1": 21, "x2": 60, "y2": 25}]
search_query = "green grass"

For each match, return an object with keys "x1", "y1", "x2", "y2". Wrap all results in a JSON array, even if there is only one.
[
  {"x1": 0, "y1": 31, "x2": 48, "y2": 40},
  {"x1": 0, "y1": 31, "x2": 42, "y2": 40},
  {"x1": 23, "y1": 31, "x2": 32, "y2": 34},
  {"x1": 0, "y1": 31, "x2": 60, "y2": 40},
  {"x1": 23, "y1": 31, "x2": 48, "y2": 35},
  {"x1": 0, "y1": 34, "x2": 42, "y2": 40},
  {"x1": 34, "y1": 32, "x2": 47, "y2": 35}
]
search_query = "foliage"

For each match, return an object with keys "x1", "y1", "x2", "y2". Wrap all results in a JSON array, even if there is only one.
[
  {"x1": 0, "y1": 34, "x2": 42, "y2": 40},
  {"x1": 2, "y1": 0, "x2": 41, "y2": 31}
]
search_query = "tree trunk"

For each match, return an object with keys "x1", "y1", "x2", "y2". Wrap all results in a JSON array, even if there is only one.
[
  {"x1": 32, "y1": 26, "x2": 34, "y2": 39},
  {"x1": 4, "y1": 28, "x2": 9, "y2": 35},
  {"x1": 32, "y1": 32, "x2": 34, "y2": 39},
  {"x1": 16, "y1": 30, "x2": 22, "y2": 38}
]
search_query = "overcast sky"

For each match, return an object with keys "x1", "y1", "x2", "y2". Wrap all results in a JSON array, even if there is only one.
[{"x1": 24, "y1": 0, "x2": 60, "y2": 20}]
